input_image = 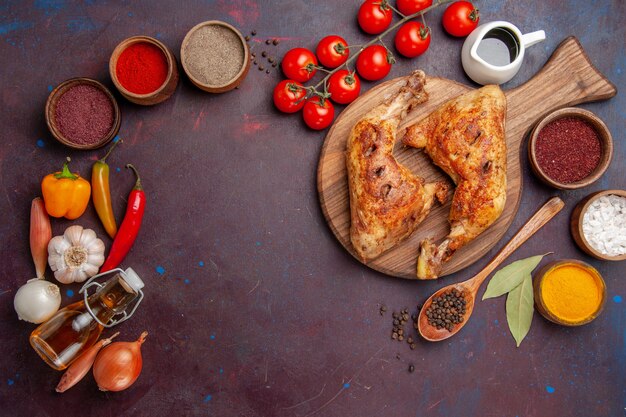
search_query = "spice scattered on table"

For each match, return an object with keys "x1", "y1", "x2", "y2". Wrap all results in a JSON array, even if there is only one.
[
  {"x1": 535, "y1": 117, "x2": 601, "y2": 183},
  {"x1": 55, "y1": 84, "x2": 114, "y2": 145},
  {"x1": 389, "y1": 307, "x2": 419, "y2": 348},
  {"x1": 425, "y1": 289, "x2": 467, "y2": 332},
  {"x1": 408, "y1": 364, "x2": 415, "y2": 373},
  {"x1": 183, "y1": 24, "x2": 245, "y2": 86},
  {"x1": 391, "y1": 308, "x2": 411, "y2": 341},
  {"x1": 539, "y1": 263, "x2": 603, "y2": 323},
  {"x1": 116, "y1": 42, "x2": 168, "y2": 94},
  {"x1": 246, "y1": 32, "x2": 280, "y2": 75},
  {"x1": 582, "y1": 194, "x2": 626, "y2": 256}
]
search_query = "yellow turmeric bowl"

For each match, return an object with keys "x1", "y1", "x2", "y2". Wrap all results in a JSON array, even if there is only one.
[{"x1": 533, "y1": 259, "x2": 606, "y2": 326}]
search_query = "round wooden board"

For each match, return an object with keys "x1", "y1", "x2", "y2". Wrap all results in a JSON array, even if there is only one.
[
  {"x1": 317, "y1": 39, "x2": 616, "y2": 279},
  {"x1": 317, "y1": 76, "x2": 520, "y2": 279}
]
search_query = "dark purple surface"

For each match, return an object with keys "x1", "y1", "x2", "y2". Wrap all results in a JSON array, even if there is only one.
[{"x1": 0, "y1": 1, "x2": 624, "y2": 416}]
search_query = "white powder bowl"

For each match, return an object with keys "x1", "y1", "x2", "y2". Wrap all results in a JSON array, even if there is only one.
[{"x1": 571, "y1": 189, "x2": 626, "y2": 261}]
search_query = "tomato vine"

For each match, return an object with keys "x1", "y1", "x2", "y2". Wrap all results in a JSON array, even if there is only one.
[{"x1": 303, "y1": 0, "x2": 455, "y2": 99}]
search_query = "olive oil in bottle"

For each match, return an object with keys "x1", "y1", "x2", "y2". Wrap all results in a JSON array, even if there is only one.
[{"x1": 30, "y1": 268, "x2": 144, "y2": 370}]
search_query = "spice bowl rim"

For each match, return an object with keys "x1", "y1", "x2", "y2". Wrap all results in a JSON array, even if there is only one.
[
  {"x1": 180, "y1": 20, "x2": 250, "y2": 93},
  {"x1": 528, "y1": 107, "x2": 613, "y2": 190},
  {"x1": 570, "y1": 189, "x2": 626, "y2": 261},
  {"x1": 533, "y1": 259, "x2": 607, "y2": 326},
  {"x1": 45, "y1": 77, "x2": 121, "y2": 150},
  {"x1": 109, "y1": 35, "x2": 177, "y2": 100}
]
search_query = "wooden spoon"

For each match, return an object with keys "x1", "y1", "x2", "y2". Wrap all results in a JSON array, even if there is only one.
[{"x1": 418, "y1": 196, "x2": 565, "y2": 342}]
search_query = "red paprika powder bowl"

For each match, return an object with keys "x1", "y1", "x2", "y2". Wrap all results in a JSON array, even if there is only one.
[
  {"x1": 109, "y1": 36, "x2": 179, "y2": 105},
  {"x1": 45, "y1": 78, "x2": 121, "y2": 150},
  {"x1": 528, "y1": 107, "x2": 613, "y2": 190}
]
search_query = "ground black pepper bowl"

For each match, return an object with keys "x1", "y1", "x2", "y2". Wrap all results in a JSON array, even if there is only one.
[
  {"x1": 570, "y1": 189, "x2": 626, "y2": 261},
  {"x1": 180, "y1": 20, "x2": 250, "y2": 93},
  {"x1": 45, "y1": 78, "x2": 121, "y2": 150},
  {"x1": 528, "y1": 107, "x2": 613, "y2": 190}
]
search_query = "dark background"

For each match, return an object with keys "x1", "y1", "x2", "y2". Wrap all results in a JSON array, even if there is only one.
[{"x1": 0, "y1": 1, "x2": 624, "y2": 416}]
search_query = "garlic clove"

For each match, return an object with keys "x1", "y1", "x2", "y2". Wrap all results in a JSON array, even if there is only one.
[
  {"x1": 86, "y1": 238, "x2": 105, "y2": 254},
  {"x1": 48, "y1": 236, "x2": 69, "y2": 256},
  {"x1": 54, "y1": 269, "x2": 74, "y2": 284},
  {"x1": 75, "y1": 269, "x2": 89, "y2": 283},
  {"x1": 82, "y1": 263, "x2": 99, "y2": 278},
  {"x1": 79, "y1": 228, "x2": 97, "y2": 247},
  {"x1": 88, "y1": 253, "x2": 105, "y2": 267},
  {"x1": 64, "y1": 225, "x2": 85, "y2": 246}
]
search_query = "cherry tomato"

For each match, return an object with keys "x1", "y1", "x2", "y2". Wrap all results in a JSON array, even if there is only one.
[
  {"x1": 273, "y1": 80, "x2": 306, "y2": 113},
  {"x1": 316, "y1": 35, "x2": 349, "y2": 69},
  {"x1": 302, "y1": 97, "x2": 335, "y2": 130},
  {"x1": 394, "y1": 21, "x2": 431, "y2": 58},
  {"x1": 357, "y1": 0, "x2": 392, "y2": 35},
  {"x1": 328, "y1": 70, "x2": 361, "y2": 105},
  {"x1": 396, "y1": 0, "x2": 432, "y2": 15},
  {"x1": 281, "y1": 48, "x2": 318, "y2": 82},
  {"x1": 356, "y1": 45, "x2": 393, "y2": 81},
  {"x1": 442, "y1": 1, "x2": 479, "y2": 37}
]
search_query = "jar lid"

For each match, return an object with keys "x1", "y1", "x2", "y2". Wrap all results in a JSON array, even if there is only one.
[{"x1": 123, "y1": 267, "x2": 145, "y2": 291}]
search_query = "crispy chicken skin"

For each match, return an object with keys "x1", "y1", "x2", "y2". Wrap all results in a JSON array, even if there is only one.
[
  {"x1": 347, "y1": 71, "x2": 449, "y2": 262},
  {"x1": 403, "y1": 85, "x2": 507, "y2": 279}
]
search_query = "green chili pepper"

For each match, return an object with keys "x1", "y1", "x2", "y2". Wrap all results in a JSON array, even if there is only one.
[{"x1": 92, "y1": 140, "x2": 122, "y2": 238}]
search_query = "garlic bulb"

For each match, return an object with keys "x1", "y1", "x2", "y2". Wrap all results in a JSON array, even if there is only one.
[
  {"x1": 14, "y1": 278, "x2": 61, "y2": 323},
  {"x1": 48, "y1": 225, "x2": 105, "y2": 284}
]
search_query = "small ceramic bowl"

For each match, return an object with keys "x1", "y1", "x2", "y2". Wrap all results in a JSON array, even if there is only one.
[
  {"x1": 45, "y1": 78, "x2": 121, "y2": 150},
  {"x1": 528, "y1": 107, "x2": 613, "y2": 190},
  {"x1": 533, "y1": 259, "x2": 607, "y2": 326},
  {"x1": 570, "y1": 189, "x2": 626, "y2": 261},
  {"x1": 109, "y1": 36, "x2": 179, "y2": 105},
  {"x1": 180, "y1": 20, "x2": 250, "y2": 93}
]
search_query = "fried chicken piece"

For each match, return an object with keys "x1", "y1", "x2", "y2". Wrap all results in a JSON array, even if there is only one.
[
  {"x1": 403, "y1": 85, "x2": 507, "y2": 279},
  {"x1": 348, "y1": 71, "x2": 449, "y2": 262}
]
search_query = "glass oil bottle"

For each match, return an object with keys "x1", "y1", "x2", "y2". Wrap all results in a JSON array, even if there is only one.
[{"x1": 30, "y1": 268, "x2": 144, "y2": 370}]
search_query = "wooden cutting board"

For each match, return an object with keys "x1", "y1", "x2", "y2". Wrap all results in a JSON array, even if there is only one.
[{"x1": 317, "y1": 37, "x2": 617, "y2": 279}]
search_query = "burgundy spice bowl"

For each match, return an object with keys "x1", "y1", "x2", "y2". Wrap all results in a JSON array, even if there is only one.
[
  {"x1": 109, "y1": 35, "x2": 179, "y2": 105},
  {"x1": 45, "y1": 78, "x2": 121, "y2": 150},
  {"x1": 528, "y1": 107, "x2": 613, "y2": 190}
]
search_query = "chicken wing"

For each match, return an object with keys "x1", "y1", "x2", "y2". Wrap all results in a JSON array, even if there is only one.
[
  {"x1": 402, "y1": 85, "x2": 507, "y2": 279},
  {"x1": 348, "y1": 71, "x2": 449, "y2": 262}
]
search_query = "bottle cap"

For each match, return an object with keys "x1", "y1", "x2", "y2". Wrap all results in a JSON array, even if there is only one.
[{"x1": 123, "y1": 268, "x2": 145, "y2": 291}]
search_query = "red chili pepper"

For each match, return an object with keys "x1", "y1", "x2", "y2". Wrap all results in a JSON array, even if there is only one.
[{"x1": 100, "y1": 164, "x2": 145, "y2": 273}]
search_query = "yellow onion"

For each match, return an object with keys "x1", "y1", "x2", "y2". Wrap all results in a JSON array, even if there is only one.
[{"x1": 93, "y1": 331, "x2": 147, "y2": 391}]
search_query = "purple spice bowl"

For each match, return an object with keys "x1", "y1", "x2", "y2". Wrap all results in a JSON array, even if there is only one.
[{"x1": 45, "y1": 78, "x2": 121, "y2": 150}]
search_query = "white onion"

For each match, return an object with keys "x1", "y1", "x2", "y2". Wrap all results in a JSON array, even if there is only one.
[{"x1": 14, "y1": 278, "x2": 61, "y2": 324}]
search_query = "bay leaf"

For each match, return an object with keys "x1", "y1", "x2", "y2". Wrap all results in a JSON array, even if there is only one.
[
  {"x1": 482, "y1": 254, "x2": 549, "y2": 300},
  {"x1": 506, "y1": 273, "x2": 534, "y2": 347}
]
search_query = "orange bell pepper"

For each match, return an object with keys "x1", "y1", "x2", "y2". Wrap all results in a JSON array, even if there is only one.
[{"x1": 42, "y1": 157, "x2": 91, "y2": 220}]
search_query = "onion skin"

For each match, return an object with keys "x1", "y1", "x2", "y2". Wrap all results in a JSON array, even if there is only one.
[
  {"x1": 30, "y1": 197, "x2": 52, "y2": 278},
  {"x1": 93, "y1": 331, "x2": 148, "y2": 392},
  {"x1": 56, "y1": 332, "x2": 119, "y2": 393}
]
